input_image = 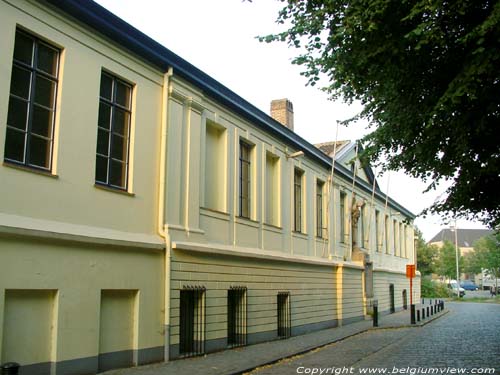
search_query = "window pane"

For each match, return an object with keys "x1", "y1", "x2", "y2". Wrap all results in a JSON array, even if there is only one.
[
  {"x1": 111, "y1": 134, "x2": 126, "y2": 161},
  {"x1": 34, "y1": 75, "x2": 56, "y2": 108},
  {"x1": 97, "y1": 128, "x2": 110, "y2": 156},
  {"x1": 13, "y1": 32, "x2": 34, "y2": 66},
  {"x1": 31, "y1": 105, "x2": 53, "y2": 137},
  {"x1": 115, "y1": 81, "x2": 131, "y2": 108},
  {"x1": 4, "y1": 128, "x2": 26, "y2": 162},
  {"x1": 241, "y1": 162, "x2": 249, "y2": 183},
  {"x1": 7, "y1": 97, "x2": 29, "y2": 131},
  {"x1": 28, "y1": 135, "x2": 50, "y2": 168},
  {"x1": 100, "y1": 73, "x2": 113, "y2": 100},
  {"x1": 37, "y1": 43, "x2": 58, "y2": 77},
  {"x1": 109, "y1": 159, "x2": 126, "y2": 188},
  {"x1": 10, "y1": 66, "x2": 31, "y2": 99},
  {"x1": 113, "y1": 108, "x2": 130, "y2": 136},
  {"x1": 98, "y1": 102, "x2": 111, "y2": 129},
  {"x1": 240, "y1": 197, "x2": 249, "y2": 218},
  {"x1": 95, "y1": 155, "x2": 108, "y2": 183}
]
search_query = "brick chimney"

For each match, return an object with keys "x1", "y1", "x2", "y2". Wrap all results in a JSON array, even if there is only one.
[{"x1": 270, "y1": 99, "x2": 294, "y2": 131}]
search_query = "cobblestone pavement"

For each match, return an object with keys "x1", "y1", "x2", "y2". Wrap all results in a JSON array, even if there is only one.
[{"x1": 250, "y1": 302, "x2": 500, "y2": 374}]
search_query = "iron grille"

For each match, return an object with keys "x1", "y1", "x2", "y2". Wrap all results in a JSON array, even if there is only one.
[
  {"x1": 389, "y1": 284, "x2": 395, "y2": 314},
  {"x1": 227, "y1": 286, "x2": 247, "y2": 348},
  {"x1": 179, "y1": 286, "x2": 206, "y2": 357},
  {"x1": 277, "y1": 292, "x2": 291, "y2": 339}
]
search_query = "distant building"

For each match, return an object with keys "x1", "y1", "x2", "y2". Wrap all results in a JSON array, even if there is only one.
[
  {"x1": 428, "y1": 228, "x2": 494, "y2": 284},
  {"x1": 429, "y1": 228, "x2": 494, "y2": 255}
]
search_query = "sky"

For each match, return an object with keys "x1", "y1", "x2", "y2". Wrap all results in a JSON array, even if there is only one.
[{"x1": 94, "y1": 0, "x2": 487, "y2": 241}]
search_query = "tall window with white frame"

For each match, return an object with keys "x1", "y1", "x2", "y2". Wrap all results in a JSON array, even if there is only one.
[
  {"x1": 375, "y1": 210, "x2": 381, "y2": 252},
  {"x1": 293, "y1": 169, "x2": 303, "y2": 232},
  {"x1": 340, "y1": 191, "x2": 346, "y2": 243},
  {"x1": 4, "y1": 30, "x2": 60, "y2": 171},
  {"x1": 265, "y1": 152, "x2": 280, "y2": 226},
  {"x1": 316, "y1": 180, "x2": 325, "y2": 238},
  {"x1": 239, "y1": 141, "x2": 252, "y2": 219},
  {"x1": 95, "y1": 72, "x2": 132, "y2": 190}
]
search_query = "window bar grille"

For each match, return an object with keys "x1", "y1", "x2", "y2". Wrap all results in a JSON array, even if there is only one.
[
  {"x1": 179, "y1": 286, "x2": 206, "y2": 357},
  {"x1": 277, "y1": 292, "x2": 291, "y2": 339},
  {"x1": 227, "y1": 286, "x2": 247, "y2": 348},
  {"x1": 389, "y1": 284, "x2": 395, "y2": 314}
]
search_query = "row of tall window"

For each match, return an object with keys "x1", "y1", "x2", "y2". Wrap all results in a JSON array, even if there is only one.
[
  {"x1": 4, "y1": 29, "x2": 131, "y2": 191},
  {"x1": 205, "y1": 126, "x2": 409, "y2": 256}
]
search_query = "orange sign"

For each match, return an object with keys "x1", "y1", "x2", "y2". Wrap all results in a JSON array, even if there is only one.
[{"x1": 406, "y1": 264, "x2": 416, "y2": 278}]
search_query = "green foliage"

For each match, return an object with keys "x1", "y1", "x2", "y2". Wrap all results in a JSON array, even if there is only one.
[
  {"x1": 258, "y1": 0, "x2": 500, "y2": 227},
  {"x1": 436, "y1": 240, "x2": 464, "y2": 279},
  {"x1": 415, "y1": 228, "x2": 438, "y2": 276},
  {"x1": 471, "y1": 233, "x2": 500, "y2": 280},
  {"x1": 463, "y1": 251, "x2": 483, "y2": 275},
  {"x1": 420, "y1": 278, "x2": 451, "y2": 298}
]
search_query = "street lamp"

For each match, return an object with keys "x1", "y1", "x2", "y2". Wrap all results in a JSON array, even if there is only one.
[{"x1": 451, "y1": 221, "x2": 460, "y2": 297}]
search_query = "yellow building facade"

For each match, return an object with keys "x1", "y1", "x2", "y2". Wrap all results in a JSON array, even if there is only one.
[{"x1": 0, "y1": 0, "x2": 420, "y2": 373}]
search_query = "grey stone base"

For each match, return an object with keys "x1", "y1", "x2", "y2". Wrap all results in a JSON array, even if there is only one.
[
  {"x1": 341, "y1": 315, "x2": 365, "y2": 325},
  {"x1": 170, "y1": 319, "x2": 339, "y2": 360},
  {"x1": 15, "y1": 347, "x2": 163, "y2": 375}
]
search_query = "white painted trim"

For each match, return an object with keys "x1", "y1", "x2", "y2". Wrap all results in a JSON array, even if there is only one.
[
  {"x1": 172, "y1": 240, "x2": 365, "y2": 270},
  {"x1": 0, "y1": 213, "x2": 164, "y2": 250}
]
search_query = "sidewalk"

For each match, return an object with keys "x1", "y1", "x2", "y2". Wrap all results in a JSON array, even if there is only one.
[{"x1": 106, "y1": 302, "x2": 448, "y2": 375}]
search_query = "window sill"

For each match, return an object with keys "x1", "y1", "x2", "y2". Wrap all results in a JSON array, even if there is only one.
[
  {"x1": 292, "y1": 231, "x2": 308, "y2": 239},
  {"x1": 263, "y1": 223, "x2": 282, "y2": 231},
  {"x1": 3, "y1": 161, "x2": 58, "y2": 179},
  {"x1": 94, "y1": 183, "x2": 135, "y2": 197},
  {"x1": 236, "y1": 216, "x2": 260, "y2": 228},
  {"x1": 200, "y1": 207, "x2": 229, "y2": 216}
]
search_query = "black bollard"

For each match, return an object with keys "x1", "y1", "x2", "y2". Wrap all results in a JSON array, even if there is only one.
[
  {"x1": 1, "y1": 362, "x2": 20, "y2": 375},
  {"x1": 411, "y1": 304, "x2": 416, "y2": 324},
  {"x1": 427, "y1": 306, "x2": 430, "y2": 317},
  {"x1": 417, "y1": 309, "x2": 420, "y2": 322},
  {"x1": 373, "y1": 301, "x2": 379, "y2": 327},
  {"x1": 422, "y1": 308, "x2": 425, "y2": 319}
]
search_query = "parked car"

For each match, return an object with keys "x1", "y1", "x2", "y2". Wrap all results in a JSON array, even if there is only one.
[
  {"x1": 460, "y1": 280, "x2": 479, "y2": 291},
  {"x1": 448, "y1": 281, "x2": 465, "y2": 297}
]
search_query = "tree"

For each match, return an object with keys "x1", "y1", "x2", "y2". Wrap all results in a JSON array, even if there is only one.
[
  {"x1": 471, "y1": 233, "x2": 500, "y2": 286},
  {"x1": 258, "y1": 0, "x2": 500, "y2": 227},
  {"x1": 415, "y1": 228, "x2": 438, "y2": 276},
  {"x1": 436, "y1": 240, "x2": 463, "y2": 280}
]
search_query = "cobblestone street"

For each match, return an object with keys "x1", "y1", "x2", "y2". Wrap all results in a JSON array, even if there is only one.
[{"x1": 250, "y1": 302, "x2": 500, "y2": 374}]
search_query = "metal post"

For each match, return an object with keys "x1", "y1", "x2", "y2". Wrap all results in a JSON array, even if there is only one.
[
  {"x1": 417, "y1": 309, "x2": 420, "y2": 322},
  {"x1": 373, "y1": 300, "x2": 378, "y2": 327},
  {"x1": 1, "y1": 363, "x2": 20, "y2": 375},
  {"x1": 410, "y1": 304, "x2": 416, "y2": 324},
  {"x1": 453, "y1": 221, "x2": 460, "y2": 297}
]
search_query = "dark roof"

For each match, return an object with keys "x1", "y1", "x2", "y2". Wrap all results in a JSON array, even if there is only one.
[
  {"x1": 42, "y1": 0, "x2": 415, "y2": 219},
  {"x1": 429, "y1": 228, "x2": 494, "y2": 247}
]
